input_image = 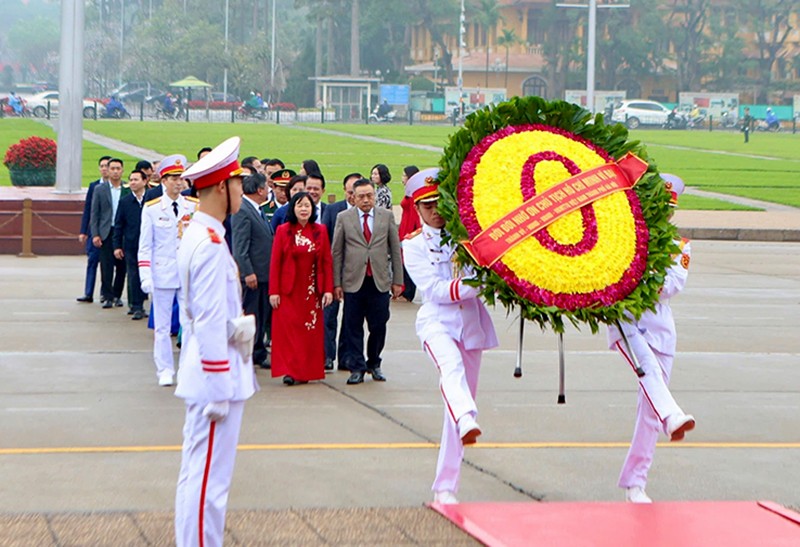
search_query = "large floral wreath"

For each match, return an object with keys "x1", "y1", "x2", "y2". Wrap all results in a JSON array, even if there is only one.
[{"x1": 437, "y1": 96, "x2": 680, "y2": 333}]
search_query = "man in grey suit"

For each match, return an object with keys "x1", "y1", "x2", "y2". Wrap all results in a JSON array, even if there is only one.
[
  {"x1": 332, "y1": 178, "x2": 403, "y2": 385},
  {"x1": 232, "y1": 173, "x2": 274, "y2": 369},
  {"x1": 321, "y1": 172, "x2": 360, "y2": 372},
  {"x1": 90, "y1": 157, "x2": 127, "y2": 308}
]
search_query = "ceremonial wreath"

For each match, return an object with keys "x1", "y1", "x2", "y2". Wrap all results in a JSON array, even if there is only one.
[{"x1": 437, "y1": 96, "x2": 680, "y2": 333}]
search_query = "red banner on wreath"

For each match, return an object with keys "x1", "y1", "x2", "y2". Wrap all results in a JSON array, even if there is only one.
[{"x1": 462, "y1": 153, "x2": 648, "y2": 267}]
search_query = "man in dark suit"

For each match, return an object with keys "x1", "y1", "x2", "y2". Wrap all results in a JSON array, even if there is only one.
[
  {"x1": 332, "y1": 178, "x2": 403, "y2": 385},
  {"x1": 77, "y1": 156, "x2": 110, "y2": 303},
  {"x1": 232, "y1": 173, "x2": 274, "y2": 369},
  {"x1": 113, "y1": 169, "x2": 148, "y2": 320},
  {"x1": 321, "y1": 172, "x2": 360, "y2": 371},
  {"x1": 90, "y1": 158, "x2": 128, "y2": 308},
  {"x1": 304, "y1": 172, "x2": 327, "y2": 225}
]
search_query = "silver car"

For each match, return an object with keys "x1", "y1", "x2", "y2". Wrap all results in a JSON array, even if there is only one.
[
  {"x1": 610, "y1": 100, "x2": 671, "y2": 129},
  {"x1": 26, "y1": 91, "x2": 105, "y2": 119}
]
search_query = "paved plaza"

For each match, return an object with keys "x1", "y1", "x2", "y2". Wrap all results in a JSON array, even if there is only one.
[{"x1": 0, "y1": 239, "x2": 798, "y2": 545}]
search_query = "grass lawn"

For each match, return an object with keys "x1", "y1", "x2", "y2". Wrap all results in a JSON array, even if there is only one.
[
  {"x1": 0, "y1": 118, "x2": 141, "y2": 188},
  {"x1": 82, "y1": 121, "x2": 441, "y2": 200},
  {"x1": 4, "y1": 119, "x2": 797, "y2": 208}
]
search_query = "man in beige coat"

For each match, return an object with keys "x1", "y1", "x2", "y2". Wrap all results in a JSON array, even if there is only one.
[{"x1": 332, "y1": 178, "x2": 403, "y2": 384}]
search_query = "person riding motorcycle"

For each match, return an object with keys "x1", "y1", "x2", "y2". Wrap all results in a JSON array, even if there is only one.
[
  {"x1": 105, "y1": 96, "x2": 126, "y2": 118},
  {"x1": 376, "y1": 99, "x2": 393, "y2": 119},
  {"x1": 765, "y1": 108, "x2": 779, "y2": 131},
  {"x1": 162, "y1": 93, "x2": 176, "y2": 116},
  {"x1": 8, "y1": 92, "x2": 24, "y2": 115}
]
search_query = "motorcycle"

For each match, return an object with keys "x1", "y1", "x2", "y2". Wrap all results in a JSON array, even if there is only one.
[
  {"x1": 755, "y1": 119, "x2": 782, "y2": 132},
  {"x1": 102, "y1": 104, "x2": 131, "y2": 119},
  {"x1": 238, "y1": 102, "x2": 267, "y2": 120},
  {"x1": 368, "y1": 108, "x2": 396, "y2": 123},
  {"x1": 1, "y1": 96, "x2": 30, "y2": 117},
  {"x1": 663, "y1": 111, "x2": 688, "y2": 130},
  {"x1": 718, "y1": 111, "x2": 738, "y2": 129}
]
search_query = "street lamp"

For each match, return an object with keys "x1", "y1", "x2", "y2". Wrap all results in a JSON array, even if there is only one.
[
  {"x1": 457, "y1": 0, "x2": 465, "y2": 114},
  {"x1": 223, "y1": 0, "x2": 229, "y2": 101},
  {"x1": 556, "y1": 0, "x2": 629, "y2": 114}
]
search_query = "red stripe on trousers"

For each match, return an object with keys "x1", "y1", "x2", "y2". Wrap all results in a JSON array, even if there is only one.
[
  {"x1": 198, "y1": 420, "x2": 216, "y2": 547},
  {"x1": 424, "y1": 341, "x2": 457, "y2": 424},
  {"x1": 615, "y1": 341, "x2": 663, "y2": 422}
]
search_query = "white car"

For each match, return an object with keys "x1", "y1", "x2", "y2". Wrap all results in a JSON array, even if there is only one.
[
  {"x1": 26, "y1": 91, "x2": 104, "y2": 119},
  {"x1": 610, "y1": 100, "x2": 671, "y2": 129}
]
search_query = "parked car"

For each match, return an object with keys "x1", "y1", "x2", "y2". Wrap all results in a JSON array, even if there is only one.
[
  {"x1": 118, "y1": 87, "x2": 164, "y2": 104},
  {"x1": 26, "y1": 91, "x2": 105, "y2": 118},
  {"x1": 611, "y1": 100, "x2": 671, "y2": 129}
]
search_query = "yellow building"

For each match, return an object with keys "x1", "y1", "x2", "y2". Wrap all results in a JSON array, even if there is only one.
[{"x1": 405, "y1": 0, "x2": 800, "y2": 105}]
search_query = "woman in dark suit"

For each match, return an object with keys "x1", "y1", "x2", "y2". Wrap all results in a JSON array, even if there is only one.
[{"x1": 269, "y1": 192, "x2": 334, "y2": 385}]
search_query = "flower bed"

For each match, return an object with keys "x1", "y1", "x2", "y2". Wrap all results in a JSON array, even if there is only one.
[
  {"x1": 437, "y1": 96, "x2": 679, "y2": 333},
  {"x1": 3, "y1": 136, "x2": 57, "y2": 186}
]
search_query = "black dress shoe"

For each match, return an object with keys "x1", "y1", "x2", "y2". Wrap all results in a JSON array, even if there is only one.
[
  {"x1": 324, "y1": 359, "x2": 334, "y2": 372},
  {"x1": 76, "y1": 296, "x2": 93, "y2": 303},
  {"x1": 113, "y1": 298, "x2": 124, "y2": 307},
  {"x1": 127, "y1": 308, "x2": 134, "y2": 315},
  {"x1": 102, "y1": 300, "x2": 113, "y2": 309},
  {"x1": 257, "y1": 361, "x2": 271, "y2": 370},
  {"x1": 347, "y1": 371, "x2": 365, "y2": 385},
  {"x1": 132, "y1": 310, "x2": 145, "y2": 320},
  {"x1": 369, "y1": 368, "x2": 387, "y2": 382},
  {"x1": 283, "y1": 375, "x2": 296, "y2": 386}
]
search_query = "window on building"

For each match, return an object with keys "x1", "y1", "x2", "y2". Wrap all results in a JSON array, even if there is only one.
[
  {"x1": 527, "y1": 8, "x2": 546, "y2": 44},
  {"x1": 522, "y1": 76, "x2": 548, "y2": 99}
]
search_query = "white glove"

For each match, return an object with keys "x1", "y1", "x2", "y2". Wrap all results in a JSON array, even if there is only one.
[
  {"x1": 227, "y1": 315, "x2": 256, "y2": 362},
  {"x1": 202, "y1": 401, "x2": 230, "y2": 422},
  {"x1": 140, "y1": 278, "x2": 153, "y2": 294}
]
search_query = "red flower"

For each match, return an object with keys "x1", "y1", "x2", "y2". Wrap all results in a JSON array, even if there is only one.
[{"x1": 3, "y1": 136, "x2": 57, "y2": 170}]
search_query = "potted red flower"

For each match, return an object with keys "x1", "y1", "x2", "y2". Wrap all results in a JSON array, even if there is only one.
[{"x1": 3, "y1": 136, "x2": 58, "y2": 186}]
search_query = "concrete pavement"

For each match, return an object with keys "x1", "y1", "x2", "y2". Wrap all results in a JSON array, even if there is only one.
[{"x1": 0, "y1": 240, "x2": 799, "y2": 545}]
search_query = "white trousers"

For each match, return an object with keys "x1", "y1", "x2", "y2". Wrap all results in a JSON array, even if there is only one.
[
  {"x1": 614, "y1": 334, "x2": 679, "y2": 489},
  {"x1": 423, "y1": 333, "x2": 482, "y2": 494},
  {"x1": 153, "y1": 287, "x2": 178, "y2": 377},
  {"x1": 175, "y1": 400, "x2": 245, "y2": 547}
]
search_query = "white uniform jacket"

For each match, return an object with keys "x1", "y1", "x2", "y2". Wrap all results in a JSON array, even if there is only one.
[
  {"x1": 138, "y1": 194, "x2": 198, "y2": 290},
  {"x1": 608, "y1": 238, "x2": 691, "y2": 356},
  {"x1": 403, "y1": 224, "x2": 498, "y2": 350},
  {"x1": 175, "y1": 212, "x2": 258, "y2": 406}
]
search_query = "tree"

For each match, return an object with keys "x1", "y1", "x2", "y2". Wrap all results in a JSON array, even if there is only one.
[
  {"x1": 738, "y1": 0, "x2": 795, "y2": 102},
  {"x1": 472, "y1": 0, "x2": 504, "y2": 88},
  {"x1": 496, "y1": 28, "x2": 521, "y2": 89},
  {"x1": 665, "y1": 0, "x2": 711, "y2": 92},
  {"x1": 411, "y1": 0, "x2": 461, "y2": 85}
]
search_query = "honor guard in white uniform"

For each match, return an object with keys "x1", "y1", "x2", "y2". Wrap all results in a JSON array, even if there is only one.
[
  {"x1": 174, "y1": 137, "x2": 258, "y2": 547},
  {"x1": 607, "y1": 173, "x2": 694, "y2": 504},
  {"x1": 138, "y1": 155, "x2": 198, "y2": 386},
  {"x1": 402, "y1": 168, "x2": 498, "y2": 505}
]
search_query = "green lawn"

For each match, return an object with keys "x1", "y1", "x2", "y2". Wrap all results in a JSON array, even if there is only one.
[
  {"x1": 0, "y1": 118, "x2": 141, "y2": 187},
  {"x1": 3, "y1": 119, "x2": 797, "y2": 209},
  {"x1": 81, "y1": 121, "x2": 441, "y2": 200}
]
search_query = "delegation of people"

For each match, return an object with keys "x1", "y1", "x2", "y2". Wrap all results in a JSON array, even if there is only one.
[{"x1": 76, "y1": 138, "x2": 696, "y2": 546}]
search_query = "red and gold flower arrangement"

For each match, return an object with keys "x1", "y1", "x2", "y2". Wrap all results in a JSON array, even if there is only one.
[{"x1": 437, "y1": 96, "x2": 679, "y2": 332}]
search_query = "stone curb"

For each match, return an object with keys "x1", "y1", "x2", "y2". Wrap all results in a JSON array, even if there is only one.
[{"x1": 679, "y1": 228, "x2": 800, "y2": 242}]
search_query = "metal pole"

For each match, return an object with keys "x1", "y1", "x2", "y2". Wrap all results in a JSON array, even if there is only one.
[
  {"x1": 615, "y1": 319, "x2": 645, "y2": 377},
  {"x1": 458, "y1": 0, "x2": 465, "y2": 113},
  {"x1": 270, "y1": 0, "x2": 277, "y2": 93},
  {"x1": 514, "y1": 317, "x2": 523, "y2": 378},
  {"x1": 55, "y1": 0, "x2": 84, "y2": 194},
  {"x1": 223, "y1": 0, "x2": 229, "y2": 104},
  {"x1": 557, "y1": 333, "x2": 566, "y2": 404},
  {"x1": 119, "y1": 0, "x2": 125, "y2": 88},
  {"x1": 586, "y1": 0, "x2": 596, "y2": 114}
]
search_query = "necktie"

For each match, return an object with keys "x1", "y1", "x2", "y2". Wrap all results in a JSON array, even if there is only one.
[
  {"x1": 172, "y1": 201, "x2": 178, "y2": 217},
  {"x1": 260, "y1": 208, "x2": 268, "y2": 223},
  {"x1": 363, "y1": 213, "x2": 372, "y2": 276}
]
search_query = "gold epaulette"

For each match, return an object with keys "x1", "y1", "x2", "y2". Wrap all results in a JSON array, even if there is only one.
[
  {"x1": 404, "y1": 228, "x2": 422, "y2": 241},
  {"x1": 679, "y1": 237, "x2": 690, "y2": 251},
  {"x1": 185, "y1": 196, "x2": 199, "y2": 203},
  {"x1": 145, "y1": 197, "x2": 161, "y2": 206}
]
